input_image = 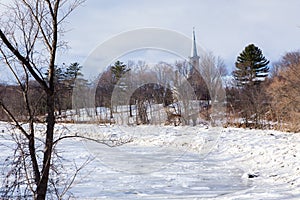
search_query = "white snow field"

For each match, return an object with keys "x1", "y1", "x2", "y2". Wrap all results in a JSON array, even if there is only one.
[{"x1": 1, "y1": 122, "x2": 300, "y2": 199}]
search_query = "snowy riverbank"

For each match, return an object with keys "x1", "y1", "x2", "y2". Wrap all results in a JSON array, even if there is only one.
[
  {"x1": 1, "y1": 123, "x2": 300, "y2": 199},
  {"x1": 62, "y1": 124, "x2": 300, "y2": 199}
]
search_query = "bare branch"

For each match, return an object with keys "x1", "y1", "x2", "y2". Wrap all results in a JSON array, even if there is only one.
[
  {"x1": 53, "y1": 134, "x2": 133, "y2": 147},
  {"x1": 0, "y1": 102, "x2": 30, "y2": 139},
  {"x1": 0, "y1": 29, "x2": 49, "y2": 91},
  {"x1": 21, "y1": 0, "x2": 52, "y2": 53},
  {"x1": 59, "y1": 157, "x2": 93, "y2": 198},
  {"x1": 0, "y1": 49, "x2": 24, "y2": 89},
  {"x1": 58, "y1": 0, "x2": 86, "y2": 24}
]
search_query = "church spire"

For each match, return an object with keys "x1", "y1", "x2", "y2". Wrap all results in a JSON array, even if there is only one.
[
  {"x1": 191, "y1": 27, "x2": 198, "y2": 58},
  {"x1": 189, "y1": 27, "x2": 200, "y2": 74}
]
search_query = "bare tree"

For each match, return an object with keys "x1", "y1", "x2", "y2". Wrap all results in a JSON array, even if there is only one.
[
  {"x1": 198, "y1": 52, "x2": 227, "y2": 103},
  {"x1": 196, "y1": 52, "x2": 227, "y2": 124},
  {"x1": 0, "y1": 0, "x2": 85, "y2": 199},
  {"x1": 268, "y1": 51, "x2": 300, "y2": 132}
]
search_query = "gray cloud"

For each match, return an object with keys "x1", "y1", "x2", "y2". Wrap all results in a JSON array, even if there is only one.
[{"x1": 1, "y1": 0, "x2": 300, "y2": 69}]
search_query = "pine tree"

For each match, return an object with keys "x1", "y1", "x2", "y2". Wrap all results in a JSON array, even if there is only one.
[
  {"x1": 109, "y1": 61, "x2": 130, "y2": 119},
  {"x1": 45, "y1": 63, "x2": 85, "y2": 113},
  {"x1": 233, "y1": 44, "x2": 269, "y2": 87},
  {"x1": 64, "y1": 62, "x2": 83, "y2": 89},
  {"x1": 65, "y1": 62, "x2": 82, "y2": 80},
  {"x1": 110, "y1": 60, "x2": 130, "y2": 83}
]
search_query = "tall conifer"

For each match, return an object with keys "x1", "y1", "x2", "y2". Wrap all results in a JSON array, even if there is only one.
[{"x1": 233, "y1": 44, "x2": 269, "y2": 87}]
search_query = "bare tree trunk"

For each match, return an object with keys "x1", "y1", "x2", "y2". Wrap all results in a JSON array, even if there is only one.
[
  {"x1": 37, "y1": 93, "x2": 55, "y2": 199},
  {"x1": 29, "y1": 134, "x2": 41, "y2": 185}
]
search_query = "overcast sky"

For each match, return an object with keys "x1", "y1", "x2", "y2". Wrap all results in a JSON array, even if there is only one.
[
  {"x1": 1, "y1": 0, "x2": 300, "y2": 73},
  {"x1": 59, "y1": 0, "x2": 300, "y2": 71}
]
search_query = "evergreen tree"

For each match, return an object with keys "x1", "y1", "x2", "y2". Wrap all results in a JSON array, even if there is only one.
[
  {"x1": 110, "y1": 60, "x2": 130, "y2": 83},
  {"x1": 45, "y1": 65, "x2": 64, "y2": 84},
  {"x1": 64, "y1": 62, "x2": 83, "y2": 89},
  {"x1": 45, "y1": 63, "x2": 85, "y2": 114},
  {"x1": 65, "y1": 63, "x2": 82, "y2": 79},
  {"x1": 232, "y1": 44, "x2": 270, "y2": 127},
  {"x1": 233, "y1": 44, "x2": 269, "y2": 87},
  {"x1": 109, "y1": 61, "x2": 130, "y2": 119}
]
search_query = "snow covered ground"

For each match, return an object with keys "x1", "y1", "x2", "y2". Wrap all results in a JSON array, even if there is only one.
[{"x1": 1, "y1": 122, "x2": 300, "y2": 199}]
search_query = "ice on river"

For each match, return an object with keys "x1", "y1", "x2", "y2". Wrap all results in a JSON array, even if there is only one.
[{"x1": 1, "y1": 123, "x2": 300, "y2": 199}]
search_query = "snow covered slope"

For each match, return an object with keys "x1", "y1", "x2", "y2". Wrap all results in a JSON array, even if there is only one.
[
  {"x1": 1, "y1": 123, "x2": 300, "y2": 199},
  {"x1": 60, "y1": 124, "x2": 300, "y2": 199}
]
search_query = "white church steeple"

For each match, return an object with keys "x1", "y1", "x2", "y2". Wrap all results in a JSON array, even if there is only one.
[{"x1": 189, "y1": 27, "x2": 200, "y2": 74}]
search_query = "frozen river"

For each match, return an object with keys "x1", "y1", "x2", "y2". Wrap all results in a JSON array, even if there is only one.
[
  {"x1": 63, "y1": 139, "x2": 249, "y2": 199},
  {"x1": 2, "y1": 124, "x2": 300, "y2": 199}
]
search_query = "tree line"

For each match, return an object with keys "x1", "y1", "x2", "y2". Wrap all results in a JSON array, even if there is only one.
[
  {"x1": 73, "y1": 45, "x2": 300, "y2": 132},
  {"x1": 0, "y1": 62, "x2": 83, "y2": 121},
  {"x1": 0, "y1": 44, "x2": 298, "y2": 132}
]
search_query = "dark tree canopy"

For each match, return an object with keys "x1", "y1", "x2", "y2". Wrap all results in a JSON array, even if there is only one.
[
  {"x1": 233, "y1": 44, "x2": 269, "y2": 87},
  {"x1": 110, "y1": 60, "x2": 130, "y2": 82},
  {"x1": 65, "y1": 63, "x2": 83, "y2": 81}
]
